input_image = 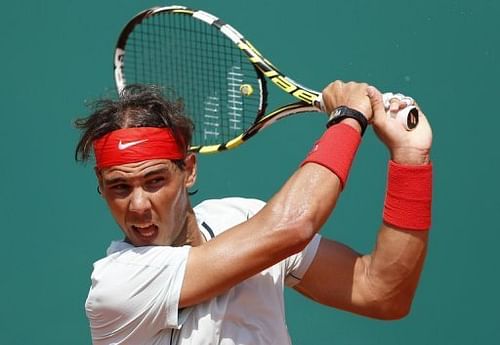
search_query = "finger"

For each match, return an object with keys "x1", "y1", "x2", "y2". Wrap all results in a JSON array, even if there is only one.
[
  {"x1": 368, "y1": 86, "x2": 384, "y2": 110},
  {"x1": 384, "y1": 92, "x2": 415, "y2": 110},
  {"x1": 399, "y1": 96, "x2": 415, "y2": 109},
  {"x1": 367, "y1": 86, "x2": 386, "y2": 124},
  {"x1": 320, "y1": 80, "x2": 344, "y2": 113},
  {"x1": 382, "y1": 92, "x2": 394, "y2": 109},
  {"x1": 389, "y1": 100, "x2": 400, "y2": 113}
]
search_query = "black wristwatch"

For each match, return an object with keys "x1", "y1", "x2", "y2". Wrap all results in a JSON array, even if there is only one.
[{"x1": 326, "y1": 106, "x2": 368, "y2": 135}]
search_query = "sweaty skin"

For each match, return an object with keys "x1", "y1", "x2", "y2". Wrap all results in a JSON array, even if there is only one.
[{"x1": 94, "y1": 81, "x2": 432, "y2": 319}]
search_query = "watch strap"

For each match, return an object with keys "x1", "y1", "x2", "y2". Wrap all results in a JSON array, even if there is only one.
[{"x1": 327, "y1": 106, "x2": 368, "y2": 135}]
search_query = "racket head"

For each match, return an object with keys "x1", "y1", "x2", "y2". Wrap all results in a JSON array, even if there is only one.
[{"x1": 114, "y1": 6, "x2": 270, "y2": 153}]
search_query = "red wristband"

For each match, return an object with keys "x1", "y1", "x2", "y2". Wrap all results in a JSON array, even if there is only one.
[
  {"x1": 383, "y1": 160, "x2": 433, "y2": 230},
  {"x1": 301, "y1": 123, "x2": 361, "y2": 189}
]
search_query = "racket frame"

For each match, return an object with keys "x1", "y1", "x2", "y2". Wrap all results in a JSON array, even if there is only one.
[{"x1": 114, "y1": 5, "x2": 323, "y2": 154}]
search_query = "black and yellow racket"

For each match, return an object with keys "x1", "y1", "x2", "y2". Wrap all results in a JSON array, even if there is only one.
[{"x1": 114, "y1": 5, "x2": 418, "y2": 154}]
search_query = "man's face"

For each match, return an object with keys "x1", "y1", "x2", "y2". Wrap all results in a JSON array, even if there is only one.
[{"x1": 96, "y1": 156, "x2": 197, "y2": 246}]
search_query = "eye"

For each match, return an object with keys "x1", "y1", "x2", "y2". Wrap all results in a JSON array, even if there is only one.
[
  {"x1": 109, "y1": 183, "x2": 131, "y2": 196},
  {"x1": 147, "y1": 177, "x2": 166, "y2": 188}
]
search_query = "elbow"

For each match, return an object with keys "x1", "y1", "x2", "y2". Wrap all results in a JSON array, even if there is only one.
[
  {"x1": 373, "y1": 300, "x2": 412, "y2": 320},
  {"x1": 262, "y1": 199, "x2": 321, "y2": 254},
  {"x1": 274, "y1": 213, "x2": 317, "y2": 254},
  {"x1": 359, "y1": 256, "x2": 424, "y2": 320},
  {"x1": 294, "y1": 214, "x2": 317, "y2": 245},
  {"x1": 365, "y1": 292, "x2": 415, "y2": 320},
  {"x1": 283, "y1": 198, "x2": 324, "y2": 244}
]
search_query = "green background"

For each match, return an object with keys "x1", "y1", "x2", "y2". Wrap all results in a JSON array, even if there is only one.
[{"x1": 1, "y1": 0, "x2": 498, "y2": 344}]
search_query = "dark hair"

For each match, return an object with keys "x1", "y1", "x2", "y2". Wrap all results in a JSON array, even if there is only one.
[{"x1": 74, "y1": 84, "x2": 194, "y2": 168}]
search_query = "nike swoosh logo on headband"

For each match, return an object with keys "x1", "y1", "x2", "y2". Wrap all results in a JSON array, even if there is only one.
[{"x1": 118, "y1": 139, "x2": 149, "y2": 150}]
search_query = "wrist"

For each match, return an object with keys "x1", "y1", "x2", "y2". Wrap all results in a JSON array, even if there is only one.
[
  {"x1": 383, "y1": 161, "x2": 433, "y2": 231},
  {"x1": 327, "y1": 106, "x2": 368, "y2": 135},
  {"x1": 301, "y1": 123, "x2": 361, "y2": 189},
  {"x1": 338, "y1": 118, "x2": 362, "y2": 134},
  {"x1": 390, "y1": 147, "x2": 431, "y2": 165}
]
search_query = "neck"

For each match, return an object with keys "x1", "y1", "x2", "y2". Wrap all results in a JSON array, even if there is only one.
[{"x1": 171, "y1": 207, "x2": 205, "y2": 247}]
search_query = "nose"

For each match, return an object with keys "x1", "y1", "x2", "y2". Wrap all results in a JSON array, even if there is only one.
[{"x1": 128, "y1": 187, "x2": 152, "y2": 215}]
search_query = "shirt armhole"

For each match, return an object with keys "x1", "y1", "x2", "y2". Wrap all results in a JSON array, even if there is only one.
[{"x1": 285, "y1": 234, "x2": 321, "y2": 287}]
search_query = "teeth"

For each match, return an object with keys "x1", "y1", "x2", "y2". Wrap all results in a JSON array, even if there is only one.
[{"x1": 132, "y1": 224, "x2": 156, "y2": 237}]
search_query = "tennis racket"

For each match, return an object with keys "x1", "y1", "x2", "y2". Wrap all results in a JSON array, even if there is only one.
[{"x1": 114, "y1": 5, "x2": 419, "y2": 154}]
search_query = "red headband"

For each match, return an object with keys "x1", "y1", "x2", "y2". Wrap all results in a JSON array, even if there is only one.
[{"x1": 93, "y1": 127, "x2": 185, "y2": 169}]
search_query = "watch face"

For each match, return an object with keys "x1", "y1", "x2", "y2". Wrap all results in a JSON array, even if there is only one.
[{"x1": 333, "y1": 108, "x2": 343, "y2": 116}]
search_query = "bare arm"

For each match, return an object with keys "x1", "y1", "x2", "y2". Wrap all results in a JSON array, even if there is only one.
[
  {"x1": 294, "y1": 226, "x2": 428, "y2": 319},
  {"x1": 180, "y1": 81, "x2": 372, "y2": 308},
  {"x1": 181, "y1": 163, "x2": 342, "y2": 307},
  {"x1": 294, "y1": 88, "x2": 433, "y2": 319}
]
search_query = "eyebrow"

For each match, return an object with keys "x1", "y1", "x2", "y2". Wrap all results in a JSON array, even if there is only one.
[
  {"x1": 103, "y1": 167, "x2": 170, "y2": 185},
  {"x1": 103, "y1": 176, "x2": 127, "y2": 185},
  {"x1": 144, "y1": 168, "x2": 170, "y2": 178}
]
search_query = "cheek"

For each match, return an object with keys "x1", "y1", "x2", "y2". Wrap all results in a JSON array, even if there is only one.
[
  {"x1": 106, "y1": 199, "x2": 129, "y2": 225},
  {"x1": 159, "y1": 185, "x2": 184, "y2": 212},
  {"x1": 155, "y1": 181, "x2": 188, "y2": 221}
]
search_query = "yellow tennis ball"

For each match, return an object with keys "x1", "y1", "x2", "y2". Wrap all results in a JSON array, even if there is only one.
[{"x1": 240, "y1": 84, "x2": 253, "y2": 96}]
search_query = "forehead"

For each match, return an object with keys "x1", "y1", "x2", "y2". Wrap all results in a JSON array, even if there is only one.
[{"x1": 99, "y1": 159, "x2": 177, "y2": 179}]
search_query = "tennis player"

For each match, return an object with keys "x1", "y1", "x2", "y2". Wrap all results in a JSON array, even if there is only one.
[{"x1": 76, "y1": 81, "x2": 433, "y2": 345}]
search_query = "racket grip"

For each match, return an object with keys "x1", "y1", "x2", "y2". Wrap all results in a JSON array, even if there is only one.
[{"x1": 392, "y1": 106, "x2": 419, "y2": 131}]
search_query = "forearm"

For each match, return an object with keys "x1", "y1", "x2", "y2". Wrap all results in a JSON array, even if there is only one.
[
  {"x1": 255, "y1": 121, "x2": 362, "y2": 247},
  {"x1": 295, "y1": 156, "x2": 432, "y2": 319},
  {"x1": 182, "y1": 164, "x2": 343, "y2": 307},
  {"x1": 263, "y1": 163, "x2": 342, "y2": 240},
  {"x1": 358, "y1": 225, "x2": 428, "y2": 318},
  {"x1": 183, "y1": 124, "x2": 359, "y2": 307},
  {"x1": 295, "y1": 91, "x2": 433, "y2": 319},
  {"x1": 212, "y1": 163, "x2": 343, "y2": 270},
  {"x1": 357, "y1": 158, "x2": 432, "y2": 319},
  {"x1": 182, "y1": 82, "x2": 371, "y2": 307}
]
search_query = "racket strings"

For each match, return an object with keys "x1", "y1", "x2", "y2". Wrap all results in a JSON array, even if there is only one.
[{"x1": 122, "y1": 12, "x2": 262, "y2": 146}]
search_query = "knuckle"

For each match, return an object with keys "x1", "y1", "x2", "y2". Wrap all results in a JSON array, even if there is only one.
[{"x1": 332, "y1": 80, "x2": 344, "y2": 88}]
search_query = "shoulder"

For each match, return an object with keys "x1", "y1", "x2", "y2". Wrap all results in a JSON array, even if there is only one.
[
  {"x1": 87, "y1": 243, "x2": 190, "y2": 336},
  {"x1": 194, "y1": 197, "x2": 266, "y2": 237},
  {"x1": 93, "y1": 241, "x2": 191, "y2": 277},
  {"x1": 90, "y1": 242, "x2": 191, "y2": 300},
  {"x1": 194, "y1": 197, "x2": 265, "y2": 215}
]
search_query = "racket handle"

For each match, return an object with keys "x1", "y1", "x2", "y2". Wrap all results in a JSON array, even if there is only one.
[
  {"x1": 392, "y1": 106, "x2": 419, "y2": 131},
  {"x1": 314, "y1": 93, "x2": 419, "y2": 131}
]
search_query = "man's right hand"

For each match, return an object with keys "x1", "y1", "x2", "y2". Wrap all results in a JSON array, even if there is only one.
[{"x1": 368, "y1": 86, "x2": 432, "y2": 165}]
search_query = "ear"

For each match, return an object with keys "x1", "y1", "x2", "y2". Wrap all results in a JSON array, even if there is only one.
[
  {"x1": 183, "y1": 153, "x2": 197, "y2": 188},
  {"x1": 94, "y1": 167, "x2": 104, "y2": 196}
]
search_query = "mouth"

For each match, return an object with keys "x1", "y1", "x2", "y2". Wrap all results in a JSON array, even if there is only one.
[{"x1": 131, "y1": 224, "x2": 159, "y2": 242}]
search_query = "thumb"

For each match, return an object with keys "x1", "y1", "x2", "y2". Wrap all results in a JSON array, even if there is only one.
[{"x1": 367, "y1": 86, "x2": 385, "y2": 124}]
